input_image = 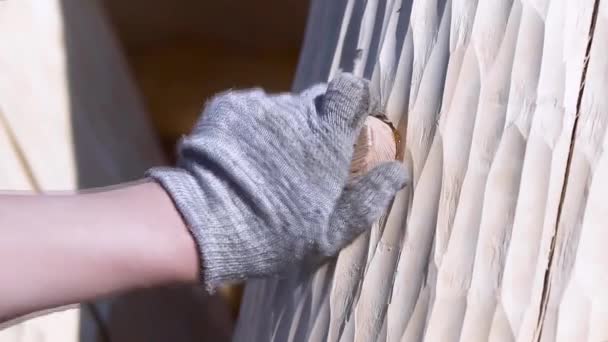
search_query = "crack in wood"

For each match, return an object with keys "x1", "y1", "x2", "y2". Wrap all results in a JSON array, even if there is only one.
[
  {"x1": 534, "y1": 0, "x2": 602, "y2": 340},
  {"x1": 0, "y1": 107, "x2": 41, "y2": 192}
]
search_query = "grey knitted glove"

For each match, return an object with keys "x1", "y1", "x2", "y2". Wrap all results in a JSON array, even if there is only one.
[{"x1": 147, "y1": 73, "x2": 408, "y2": 290}]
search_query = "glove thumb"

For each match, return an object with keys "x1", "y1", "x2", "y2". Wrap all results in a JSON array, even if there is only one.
[
  {"x1": 319, "y1": 73, "x2": 377, "y2": 134},
  {"x1": 319, "y1": 161, "x2": 409, "y2": 256}
]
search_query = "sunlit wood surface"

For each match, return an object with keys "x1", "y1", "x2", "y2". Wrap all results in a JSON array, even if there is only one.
[{"x1": 234, "y1": 0, "x2": 607, "y2": 341}]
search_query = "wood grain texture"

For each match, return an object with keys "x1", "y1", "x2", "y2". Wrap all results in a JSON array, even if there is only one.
[{"x1": 235, "y1": 0, "x2": 604, "y2": 341}]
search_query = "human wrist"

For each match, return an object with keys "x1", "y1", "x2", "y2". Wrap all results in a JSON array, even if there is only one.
[{"x1": 133, "y1": 180, "x2": 200, "y2": 285}]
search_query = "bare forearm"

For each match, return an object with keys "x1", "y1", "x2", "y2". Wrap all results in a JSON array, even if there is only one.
[{"x1": 0, "y1": 180, "x2": 198, "y2": 323}]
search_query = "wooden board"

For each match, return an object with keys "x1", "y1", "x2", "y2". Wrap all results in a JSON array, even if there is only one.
[{"x1": 0, "y1": 1, "x2": 232, "y2": 341}]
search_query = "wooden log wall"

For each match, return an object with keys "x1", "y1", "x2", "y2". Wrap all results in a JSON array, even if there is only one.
[{"x1": 233, "y1": 0, "x2": 605, "y2": 341}]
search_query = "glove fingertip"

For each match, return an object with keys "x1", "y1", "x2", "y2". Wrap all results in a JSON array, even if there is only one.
[
  {"x1": 365, "y1": 161, "x2": 410, "y2": 192},
  {"x1": 320, "y1": 72, "x2": 374, "y2": 132},
  {"x1": 330, "y1": 162, "x2": 408, "y2": 232},
  {"x1": 386, "y1": 162, "x2": 410, "y2": 190},
  {"x1": 352, "y1": 162, "x2": 409, "y2": 223},
  {"x1": 300, "y1": 83, "x2": 328, "y2": 101}
]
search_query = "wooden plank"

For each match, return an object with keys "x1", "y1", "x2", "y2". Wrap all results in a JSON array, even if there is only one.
[
  {"x1": 0, "y1": 0, "x2": 164, "y2": 191},
  {"x1": 0, "y1": 1, "x2": 233, "y2": 341}
]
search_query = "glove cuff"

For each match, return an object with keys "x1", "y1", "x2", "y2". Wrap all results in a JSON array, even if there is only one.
[{"x1": 146, "y1": 166, "x2": 278, "y2": 292}]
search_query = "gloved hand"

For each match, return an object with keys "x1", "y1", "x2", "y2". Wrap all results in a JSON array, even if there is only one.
[{"x1": 147, "y1": 73, "x2": 408, "y2": 291}]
